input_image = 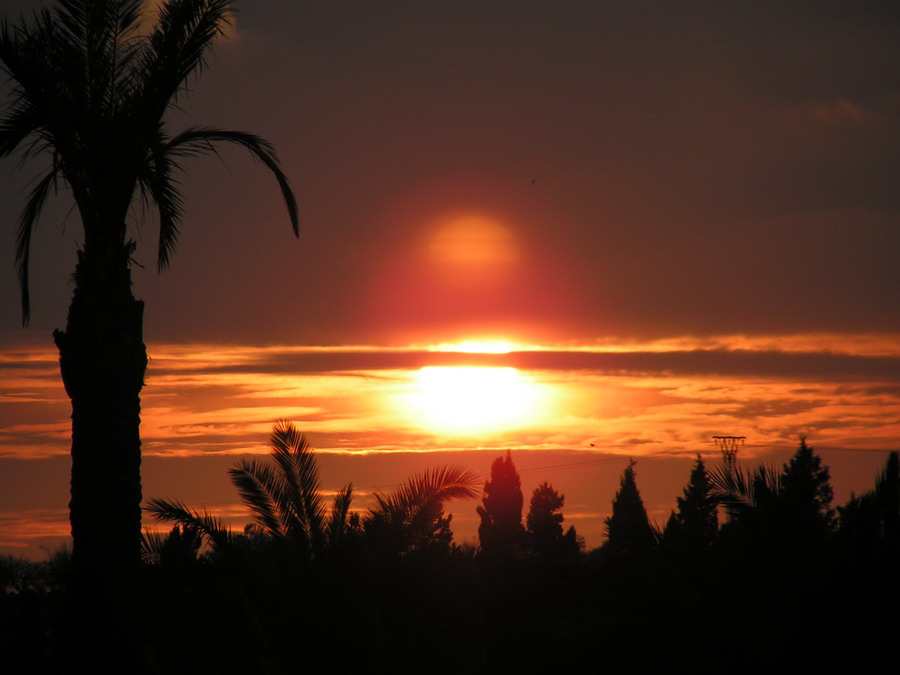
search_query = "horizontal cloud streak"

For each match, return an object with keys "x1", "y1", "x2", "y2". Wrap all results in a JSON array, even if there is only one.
[
  {"x1": 2, "y1": 334, "x2": 898, "y2": 461},
  {"x1": 139, "y1": 335, "x2": 900, "y2": 379}
]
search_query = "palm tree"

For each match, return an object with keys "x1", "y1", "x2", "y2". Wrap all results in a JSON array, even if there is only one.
[
  {"x1": 148, "y1": 421, "x2": 354, "y2": 563},
  {"x1": 0, "y1": 0, "x2": 297, "y2": 580},
  {"x1": 230, "y1": 420, "x2": 355, "y2": 555},
  {"x1": 365, "y1": 464, "x2": 481, "y2": 555},
  {"x1": 148, "y1": 421, "x2": 480, "y2": 560}
]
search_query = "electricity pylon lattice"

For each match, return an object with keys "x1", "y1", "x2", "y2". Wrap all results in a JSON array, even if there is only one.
[{"x1": 713, "y1": 435, "x2": 745, "y2": 470}]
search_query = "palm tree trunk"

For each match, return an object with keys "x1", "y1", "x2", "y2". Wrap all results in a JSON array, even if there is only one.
[{"x1": 54, "y1": 245, "x2": 147, "y2": 583}]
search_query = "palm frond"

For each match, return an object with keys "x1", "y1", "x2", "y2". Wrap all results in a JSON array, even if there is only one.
[
  {"x1": 145, "y1": 496, "x2": 233, "y2": 552},
  {"x1": 269, "y1": 421, "x2": 327, "y2": 549},
  {"x1": 138, "y1": 125, "x2": 298, "y2": 271},
  {"x1": 166, "y1": 126, "x2": 298, "y2": 234},
  {"x1": 138, "y1": 0, "x2": 233, "y2": 120},
  {"x1": 0, "y1": 18, "x2": 61, "y2": 145},
  {"x1": 228, "y1": 459, "x2": 286, "y2": 538},
  {"x1": 141, "y1": 528, "x2": 167, "y2": 565},
  {"x1": 267, "y1": 423, "x2": 312, "y2": 532},
  {"x1": 0, "y1": 6, "x2": 88, "y2": 189},
  {"x1": 365, "y1": 465, "x2": 478, "y2": 554},
  {"x1": 0, "y1": 98, "x2": 42, "y2": 159},
  {"x1": 328, "y1": 483, "x2": 354, "y2": 543},
  {"x1": 371, "y1": 465, "x2": 481, "y2": 525},
  {"x1": 710, "y1": 463, "x2": 782, "y2": 519},
  {"x1": 138, "y1": 125, "x2": 185, "y2": 270},
  {"x1": 15, "y1": 164, "x2": 60, "y2": 324}
]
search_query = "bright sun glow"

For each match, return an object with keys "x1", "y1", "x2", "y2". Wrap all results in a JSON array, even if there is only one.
[
  {"x1": 430, "y1": 340, "x2": 515, "y2": 354},
  {"x1": 400, "y1": 366, "x2": 543, "y2": 435}
]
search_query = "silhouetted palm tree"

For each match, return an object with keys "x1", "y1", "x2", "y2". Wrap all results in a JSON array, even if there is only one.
[
  {"x1": 228, "y1": 420, "x2": 354, "y2": 558},
  {"x1": 365, "y1": 465, "x2": 481, "y2": 554},
  {"x1": 149, "y1": 422, "x2": 479, "y2": 559},
  {"x1": 0, "y1": 0, "x2": 297, "y2": 580},
  {"x1": 148, "y1": 421, "x2": 351, "y2": 562}
]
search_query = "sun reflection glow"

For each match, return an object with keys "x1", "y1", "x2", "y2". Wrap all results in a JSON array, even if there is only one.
[{"x1": 400, "y1": 366, "x2": 543, "y2": 435}]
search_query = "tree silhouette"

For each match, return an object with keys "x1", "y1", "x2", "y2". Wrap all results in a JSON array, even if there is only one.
[
  {"x1": 477, "y1": 451, "x2": 526, "y2": 555},
  {"x1": 527, "y1": 482, "x2": 564, "y2": 551},
  {"x1": 149, "y1": 421, "x2": 480, "y2": 560},
  {"x1": 605, "y1": 459, "x2": 656, "y2": 552},
  {"x1": 148, "y1": 422, "x2": 353, "y2": 563},
  {"x1": 526, "y1": 481, "x2": 580, "y2": 556},
  {"x1": 228, "y1": 421, "x2": 354, "y2": 558},
  {"x1": 709, "y1": 435, "x2": 842, "y2": 618},
  {"x1": 664, "y1": 454, "x2": 718, "y2": 550},
  {"x1": 141, "y1": 524, "x2": 202, "y2": 569},
  {"x1": 364, "y1": 465, "x2": 481, "y2": 556},
  {"x1": 781, "y1": 437, "x2": 835, "y2": 536},
  {"x1": 881, "y1": 451, "x2": 900, "y2": 550},
  {"x1": 712, "y1": 438, "x2": 835, "y2": 543},
  {"x1": 710, "y1": 461, "x2": 782, "y2": 522},
  {"x1": 838, "y1": 451, "x2": 900, "y2": 555},
  {"x1": 0, "y1": 0, "x2": 297, "y2": 583}
]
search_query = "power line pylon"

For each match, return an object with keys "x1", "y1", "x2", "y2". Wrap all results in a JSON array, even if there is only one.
[{"x1": 713, "y1": 435, "x2": 745, "y2": 472}]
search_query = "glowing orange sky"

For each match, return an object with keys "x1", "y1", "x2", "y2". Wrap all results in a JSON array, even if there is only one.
[{"x1": 1, "y1": 335, "x2": 897, "y2": 557}]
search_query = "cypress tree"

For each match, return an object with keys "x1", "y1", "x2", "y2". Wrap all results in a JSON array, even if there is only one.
[
  {"x1": 478, "y1": 451, "x2": 526, "y2": 554},
  {"x1": 605, "y1": 459, "x2": 656, "y2": 552},
  {"x1": 781, "y1": 437, "x2": 836, "y2": 537},
  {"x1": 526, "y1": 482, "x2": 580, "y2": 556},
  {"x1": 672, "y1": 455, "x2": 718, "y2": 549}
]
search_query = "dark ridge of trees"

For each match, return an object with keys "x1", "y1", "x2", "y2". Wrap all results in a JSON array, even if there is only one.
[{"x1": 2, "y1": 438, "x2": 898, "y2": 673}]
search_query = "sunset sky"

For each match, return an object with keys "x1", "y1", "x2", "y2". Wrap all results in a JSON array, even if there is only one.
[{"x1": 1, "y1": 1, "x2": 898, "y2": 558}]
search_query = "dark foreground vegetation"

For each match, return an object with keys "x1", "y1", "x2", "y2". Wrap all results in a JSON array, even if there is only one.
[{"x1": 2, "y1": 429, "x2": 897, "y2": 674}]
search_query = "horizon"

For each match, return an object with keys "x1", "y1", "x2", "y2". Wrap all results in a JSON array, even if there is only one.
[{"x1": 2, "y1": 333, "x2": 897, "y2": 558}]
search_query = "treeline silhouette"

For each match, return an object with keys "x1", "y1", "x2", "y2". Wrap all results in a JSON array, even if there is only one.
[{"x1": 1, "y1": 428, "x2": 897, "y2": 674}]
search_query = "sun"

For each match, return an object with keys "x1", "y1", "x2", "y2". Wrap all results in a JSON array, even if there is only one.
[
  {"x1": 399, "y1": 366, "x2": 543, "y2": 435},
  {"x1": 428, "y1": 215, "x2": 519, "y2": 267}
]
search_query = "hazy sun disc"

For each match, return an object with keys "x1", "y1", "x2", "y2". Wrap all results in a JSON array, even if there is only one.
[
  {"x1": 401, "y1": 366, "x2": 541, "y2": 435},
  {"x1": 428, "y1": 215, "x2": 519, "y2": 266}
]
